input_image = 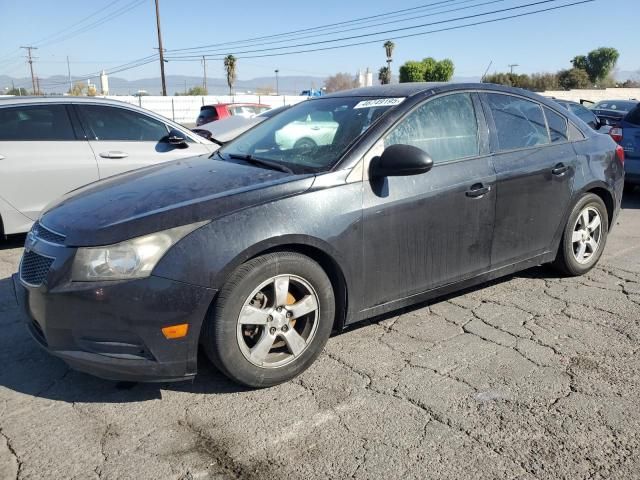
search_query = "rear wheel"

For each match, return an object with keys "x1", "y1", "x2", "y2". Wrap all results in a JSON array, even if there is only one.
[
  {"x1": 202, "y1": 252, "x2": 335, "y2": 387},
  {"x1": 553, "y1": 193, "x2": 608, "y2": 276}
]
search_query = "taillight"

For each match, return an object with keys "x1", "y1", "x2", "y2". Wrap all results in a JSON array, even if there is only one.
[
  {"x1": 615, "y1": 144, "x2": 625, "y2": 166},
  {"x1": 610, "y1": 126, "x2": 623, "y2": 143}
]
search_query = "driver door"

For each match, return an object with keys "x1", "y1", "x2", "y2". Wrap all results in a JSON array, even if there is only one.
[
  {"x1": 361, "y1": 92, "x2": 496, "y2": 307},
  {"x1": 74, "y1": 104, "x2": 211, "y2": 179}
]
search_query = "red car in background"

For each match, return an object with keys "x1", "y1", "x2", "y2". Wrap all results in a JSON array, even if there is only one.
[{"x1": 196, "y1": 103, "x2": 271, "y2": 126}]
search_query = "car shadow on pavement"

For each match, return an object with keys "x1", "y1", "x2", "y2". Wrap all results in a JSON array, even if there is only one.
[
  {"x1": 622, "y1": 187, "x2": 640, "y2": 209},
  {"x1": 0, "y1": 233, "x2": 26, "y2": 250}
]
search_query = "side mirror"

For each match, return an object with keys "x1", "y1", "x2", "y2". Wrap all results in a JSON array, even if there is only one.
[
  {"x1": 369, "y1": 144, "x2": 433, "y2": 178},
  {"x1": 165, "y1": 129, "x2": 188, "y2": 147}
]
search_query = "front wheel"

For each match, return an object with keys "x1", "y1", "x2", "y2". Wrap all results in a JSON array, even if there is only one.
[
  {"x1": 202, "y1": 252, "x2": 335, "y2": 387},
  {"x1": 553, "y1": 193, "x2": 608, "y2": 276}
]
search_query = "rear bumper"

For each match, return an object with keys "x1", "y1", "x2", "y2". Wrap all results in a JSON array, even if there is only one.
[{"x1": 13, "y1": 272, "x2": 217, "y2": 382}]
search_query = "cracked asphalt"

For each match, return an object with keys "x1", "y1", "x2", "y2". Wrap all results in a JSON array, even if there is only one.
[{"x1": 1, "y1": 191, "x2": 640, "y2": 480}]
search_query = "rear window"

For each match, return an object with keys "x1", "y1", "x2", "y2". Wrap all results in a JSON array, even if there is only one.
[
  {"x1": 199, "y1": 107, "x2": 219, "y2": 120},
  {"x1": 625, "y1": 106, "x2": 640, "y2": 126},
  {"x1": 486, "y1": 93, "x2": 549, "y2": 151},
  {"x1": 544, "y1": 107, "x2": 568, "y2": 143},
  {"x1": 0, "y1": 104, "x2": 76, "y2": 141},
  {"x1": 593, "y1": 101, "x2": 638, "y2": 112}
]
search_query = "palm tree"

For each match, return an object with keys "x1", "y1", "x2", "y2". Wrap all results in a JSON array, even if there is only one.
[
  {"x1": 378, "y1": 66, "x2": 391, "y2": 85},
  {"x1": 384, "y1": 41, "x2": 395, "y2": 84},
  {"x1": 224, "y1": 55, "x2": 237, "y2": 95}
]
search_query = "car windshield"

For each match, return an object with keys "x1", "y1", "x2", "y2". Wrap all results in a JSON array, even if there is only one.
[{"x1": 218, "y1": 96, "x2": 404, "y2": 173}]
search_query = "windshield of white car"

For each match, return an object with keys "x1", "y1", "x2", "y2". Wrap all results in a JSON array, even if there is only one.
[{"x1": 218, "y1": 96, "x2": 404, "y2": 173}]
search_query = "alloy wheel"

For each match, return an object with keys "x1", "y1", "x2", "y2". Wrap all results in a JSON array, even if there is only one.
[
  {"x1": 571, "y1": 206, "x2": 602, "y2": 264},
  {"x1": 236, "y1": 274, "x2": 320, "y2": 368}
]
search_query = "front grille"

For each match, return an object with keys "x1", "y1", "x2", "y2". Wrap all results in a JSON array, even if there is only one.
[
  {"x1": 32, "y1": 222, "x2": 65, "y2": 244},
  {"x1": 20, "y1": 251, "x2": 55, "y2": 286}
]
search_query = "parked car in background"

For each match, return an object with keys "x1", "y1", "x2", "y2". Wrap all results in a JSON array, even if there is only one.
[
  {"x1": 14, "y1": 83, "x2": 624, "y2": 388},
  {"x1": 192, "y1": 105, "x2": 290, "y2": 144},
  {"x1": 609, "y1": 105, "x2": 640, "y2": 186},
  {"x1": 0, "y1": 97, "x2": 215, "y2": 235},
  {"x1": 195, "y1": 103, "x2": 271, "y2": 126},
  {"x1": 554, "y1": 99, "x2": 609, "y2": 132},
  {"x1": 591, "y1": 100, "x2": 639, "y2": 126}
]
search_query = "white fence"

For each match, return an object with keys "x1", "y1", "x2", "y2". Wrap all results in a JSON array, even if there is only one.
[
  {"x1": 540, "y1": 88, "x2": 640, "y2": 103},
  {"x1": 105, "y1": 95, "x2": 308, "y2": 125}
]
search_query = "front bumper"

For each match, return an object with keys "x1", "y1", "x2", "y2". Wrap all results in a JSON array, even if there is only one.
[{"x1": 13, "y1": 272, "x2": 217, "y2": 382}]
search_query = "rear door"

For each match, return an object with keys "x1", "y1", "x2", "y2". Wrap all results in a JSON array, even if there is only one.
[
  {"x1": 75, "y1": 104, "x2": 213, "y2": 179},
  {"x1": 362, "y1": 92, "x2": 495, "y2": 306},
  {"x1": 0, "y1": 103, "x2": 98, "y2": 229},
  {"x1": 482, "y1": 93, "x2": 576, "y2": 267}
]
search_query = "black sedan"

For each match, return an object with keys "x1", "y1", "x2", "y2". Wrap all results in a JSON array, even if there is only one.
[{"x1": 14, "y1": 83, "x2": 625, "y2": 387}]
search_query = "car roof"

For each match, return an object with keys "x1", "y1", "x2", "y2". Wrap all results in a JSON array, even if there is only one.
[
  {"x1": 320, "y1": 82, "x2": 554, "y2": 101},
  {"x1": 0, "y1": 95, "x2": 146, "y2": 108},
  {"x1": 204, "y1": 103, "x2": 270, "y2": 108}
]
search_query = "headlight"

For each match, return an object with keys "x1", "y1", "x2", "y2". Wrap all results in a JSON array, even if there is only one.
[{"x1": 71, "y1": 221, "x2": 208, "y2": 281}]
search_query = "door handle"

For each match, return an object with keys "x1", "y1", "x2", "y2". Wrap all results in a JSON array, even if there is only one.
[
  {"x1": 552, "y1": 163, "x2": 569, "y2": 175},
  {"x1": 465, "y1": 183, "x2": 491, "y2": 198},
  {"x1": 99, "y1": 151, "x2": 129, "y2": 159}
]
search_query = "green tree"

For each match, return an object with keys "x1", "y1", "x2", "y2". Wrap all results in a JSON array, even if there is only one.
[
  {"x1": 399, "y1": 60, "x2": 426, "y2": 83},
  {"x1": 558, "y1": 68, "x2": 591, "y2": 90},
  {"x1": 188, "y1": 86, "x2": 208, "y2": 95},
  {"x1": 571, "y1": 47, "x2": 619, "y2": 85},
  {"x1": 428, "y1": 58, "x2": 455, "y2": 82},
  {"x1": 378, "y1": 66, "x2": 391, "y2": 85},
  {"x1": 399, "y1": 57, "x2": 455, "y2": 83},
  {"x1": 224, "y1": 54, "x2": 237, "y2": 95}
]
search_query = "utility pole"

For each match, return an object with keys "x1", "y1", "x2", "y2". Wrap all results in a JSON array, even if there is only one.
[
  {"x1": 154, "y1": 0, "x2": 167, "y2": 96},
  {"x1": 35, "y1": 76, "x2": 41, "y2": 96},
  {"x1": 508, "y1": 64, "x2": 519, "y2": 75},
  {"x1": 67, "y1": 56, "x2": 72, "y2": 93},
  {"x1": 201, "y1": 56, "x2": 207, "y2": 92},
  {"x1": 275, "y1": 69, "x2": 279, "y2": 95},
  {"x1": 20, "y1": 46, "x2": 38, "y2": 94}
]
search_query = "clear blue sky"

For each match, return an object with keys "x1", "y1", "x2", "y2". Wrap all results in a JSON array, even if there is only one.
[{"x1": 1, "y1": 0, "x2": 638, "y2": 83}]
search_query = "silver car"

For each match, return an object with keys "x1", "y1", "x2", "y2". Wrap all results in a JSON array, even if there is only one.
[{"x1": 0, "y1": 97, "x2": 215, "y2": 235}]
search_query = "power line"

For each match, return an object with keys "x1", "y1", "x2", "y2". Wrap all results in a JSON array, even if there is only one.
[
  {"x1": 165, "y1": 0, "x2": 594, "y2": 62},
  {"x1": 165, "y1": 0, "x2": 472, "y2": 53},
  {"x1": 166, "y1": 0, "x2": 507, "y2": 56},
  {"x1": 165, "y1": 0, "x2": 583, "y2": 60}
]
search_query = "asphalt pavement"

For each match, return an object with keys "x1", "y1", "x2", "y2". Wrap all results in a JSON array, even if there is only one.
[{"x1": 1, "y1": 190, "x2": 639, "y2": 480}]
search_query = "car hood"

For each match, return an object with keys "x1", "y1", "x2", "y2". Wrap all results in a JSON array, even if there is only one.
[
  {"x1": 200, "y1": 116, "x2": 264, "y2": 144},
  {"x1": 41, "y1": 154, "x2": 315, "y2": 246}
]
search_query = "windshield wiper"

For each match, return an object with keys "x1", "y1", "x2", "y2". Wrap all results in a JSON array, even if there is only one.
[{"x1": 225, "y1": 153, "x2": 293, "y2": 174}]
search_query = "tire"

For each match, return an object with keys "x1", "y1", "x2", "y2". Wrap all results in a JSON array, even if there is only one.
[
  {"x1": 202, "y1": 252, "x2": 335, "y2": 388},
  {"x1": 293, "y1": 138, "x2": 317, "y2": 150},
  {"x1": 553, "y1": 193, "x2": 608, "y2": 276}
]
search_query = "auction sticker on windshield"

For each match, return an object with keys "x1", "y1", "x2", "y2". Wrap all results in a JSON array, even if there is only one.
[{"x1": 354, "y1": 98, "x2": 405, "y2": 109}]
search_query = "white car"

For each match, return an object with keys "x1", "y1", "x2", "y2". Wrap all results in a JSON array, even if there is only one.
[
  {"x1": 274, "y1": 111, "x2": 339, "y2": 150},
  {"x1": 0, "y1": 97, "x2": 215, "y2": 235}
]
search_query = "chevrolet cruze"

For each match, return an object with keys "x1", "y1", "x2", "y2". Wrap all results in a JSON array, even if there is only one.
[{"x1": 14, "y1": 83, "x2": 625, "y2": 387}]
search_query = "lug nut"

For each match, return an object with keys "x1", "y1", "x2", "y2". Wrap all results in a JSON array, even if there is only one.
[
  {"x1": 277, "y1": 307, "x2": 282, "y2": 312},
  {"x1": 269, "y1": 327, "x2": 276, "y2": 335},
  {"x1": 282, "y1": 325, "x2": 289, "y2": 332},
  {"x1": 267, "y1": 315, "x2": 273, "y2": 322},
  {"x1": 286, "y1": 311, "x2": 293, "y2": 318}
]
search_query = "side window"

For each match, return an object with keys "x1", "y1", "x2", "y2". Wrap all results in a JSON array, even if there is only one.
[
  {"x1": 486, "y1": 94, "x2": 549, "y2": 151},
  {"x1": 0, "y1": 104, "x2": 75, "y2": 141},
  {"x1": 544, "y1": 107, "x2": 568, "y2": 143},
  {"x1": 569, "y1": 104, "x2": 597, "y2": 126},
  {"x1": 568, "y1": 122, "x2": 585, "y2": 141},
  {"x1": 78, "y1": 105, "x2": 169, "y2": 141},
  {"x1": 385, "y1": 93, "x2": 480, "y2": 163}
]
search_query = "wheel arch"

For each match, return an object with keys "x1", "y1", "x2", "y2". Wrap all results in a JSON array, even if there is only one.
[{"x1": 211, "y1": 235, "x2": 351, "y2": 332}]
